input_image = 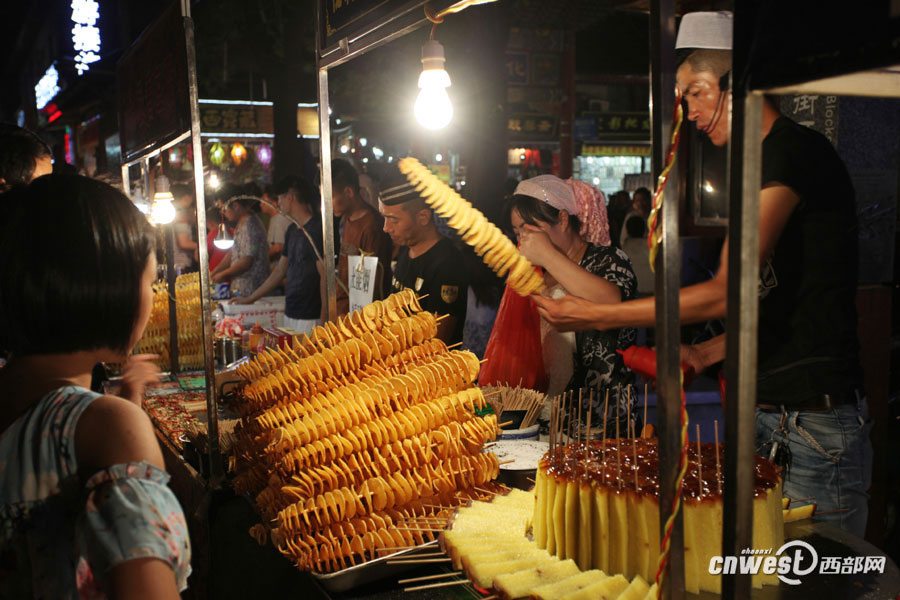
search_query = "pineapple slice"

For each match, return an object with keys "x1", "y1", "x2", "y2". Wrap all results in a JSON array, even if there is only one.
[
  {"x1": 565, "y1": 479, "x2": 579, "y2": 561},
  {"x1": 608, "y1": 489, "x2": 629, "y2": 577},
  {"x1": 560, "y1": 573, "x2": 629, "y2": 600},
  {"x1": 534, "y1": 468, "x2": 548, "y2": 548},
  {"x1": 467, "y1": 556, "x2": 559, "y2": 589},
  {"x1": 531, "y1": 570, "x2": 609, "y2": 600},
  {"x1": 783, "y1": 502, "x2": 816, "y2": 523},
  {"x1": 618, "y1": 574, "x2": 651, "y2": 600},
  {"x1": 493, "y1": 559, "x2": 581, "y2": 599}
]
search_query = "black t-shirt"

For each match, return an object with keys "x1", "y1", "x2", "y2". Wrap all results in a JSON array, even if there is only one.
[
  {"x1": 391, "y1": 237, "x2": 468, "y2": 344},
  {"x1": 282, "y1": 216, "x2": 323, "y2": 320},
  {"x1": 757, "y1": 116, "x2": 861, "y2": 404}
]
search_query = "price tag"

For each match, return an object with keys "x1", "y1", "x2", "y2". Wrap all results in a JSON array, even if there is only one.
[{"x1": 348, "y1": 255, "x2": 378, "y2": 313}]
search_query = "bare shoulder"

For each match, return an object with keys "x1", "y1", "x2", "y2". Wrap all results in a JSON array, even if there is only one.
[{"x1": 75, "y1": 395, "x2": 165, "y2": 478}]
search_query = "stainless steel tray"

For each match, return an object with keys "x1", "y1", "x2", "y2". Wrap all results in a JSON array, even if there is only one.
[{"x1": 310, "y1": 539, "x2": 440, "y2": 594}]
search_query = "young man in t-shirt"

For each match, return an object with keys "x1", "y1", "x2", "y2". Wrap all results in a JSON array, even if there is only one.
[
  {"x1": 532, "y1": 11, "x2": 870, "y2": 537},
  {"x1": 232, "y1": 176, "x2": 323, "y2": 333},
  {"x1": 379, "y1": 175, "x2": 468, "y2": 344},
  {"x1": 331, "y1": 159, "x2": 392, "y2": 315}
]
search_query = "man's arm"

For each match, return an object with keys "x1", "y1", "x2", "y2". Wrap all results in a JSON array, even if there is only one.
[
  {"x1": 680, "y1": 334, "x2": 727, "y2": 374},
  {"x1": 212, "y1": 255, "x2": 252, "y2": 283},
  {"x1": 211, "y1": 250, "x2": 231, "y2": 276},
  {"x1": 534, "y1": 183, "x2": 801, "y2": 331},
  {"x1": 232, "y1": 256, "x2": 288, "y2": 304}
]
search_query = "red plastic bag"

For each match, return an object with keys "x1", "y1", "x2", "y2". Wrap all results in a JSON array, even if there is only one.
[{"x1": 478, "y1": 283, "x2": 548, "y2": 392}]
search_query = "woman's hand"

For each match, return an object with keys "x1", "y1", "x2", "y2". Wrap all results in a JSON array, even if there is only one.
[
  {"x1": 231, "y1": 296, "x2": 253, "y2": 305},
  {"x1": 211, "y1": 270, "x2": 226, "y2": 283},
  {"x1": 531, "y1": 294, "x2": 603, "y2": 331},
  {"x1": 517, "y1": 226, "x2": 557, "y2": 268},
  {"x1": 119, "y1": 354, "x2": 161, "y2": 406}
]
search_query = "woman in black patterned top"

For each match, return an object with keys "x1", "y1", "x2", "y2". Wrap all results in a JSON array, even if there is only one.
[{"x1": 509, "y1": 175, "x2": 637, "y2": 435}]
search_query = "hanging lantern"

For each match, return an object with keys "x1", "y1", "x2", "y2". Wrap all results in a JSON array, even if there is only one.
[
  {"x1": 231, "y1": 142, "x2": 247, "y2": 166},
  {"x1": 256, "y1": 143, "x2": 273, "y2": 168},
  {"x1": 209, "y1": 142, "x2": 225, "y2": 166}
]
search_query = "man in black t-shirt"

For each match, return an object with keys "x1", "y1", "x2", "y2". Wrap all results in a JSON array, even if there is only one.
[
  {"x1": 379, "y1": 178, "x2": 468, "y2": 344},
  {"x1": 531, "y1": 11, "x2": 871, "y2": 537}
]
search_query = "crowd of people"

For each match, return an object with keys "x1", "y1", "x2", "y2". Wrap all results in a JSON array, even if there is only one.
[{"x1": 0, "y1": 9, "x2": 874, "y2": 597}]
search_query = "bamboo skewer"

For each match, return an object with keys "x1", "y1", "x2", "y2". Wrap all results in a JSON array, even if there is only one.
[
  {"x1": 633, "y1": 434, "x2": 639, "y2": 491},
  {"x1": 416, "y1": 294, "x2": 430, "y2": 300},
  {"x1": 577, "y1": 388, "x2": 583, "y2": 450},
  {"x1": 398, "y1": 572, "x2": 463, "y2": 585},
  {"x1": 497, "y1": 421, "x2": 513, "y2": 428},
  {"x1": 616, "y1": 400, "x2": 621, "y2": 490},
  {"x1": 602, "y1": 390, "x2": 609, "y2": 464},
  {"x1": 696, "y1": 424, "x2": 703, "y2": 499},
  {"x1": 498, "y1": 458, "x2": 516, "y2": 466},
  {"x1": 626, "y1": 386, "x2": 632, "y2": 439},
  {"x1": 714, "y1": 420, "x2": 722, "y2": 495},
  {"x1": 446, "y1": 341, "x2": 463, "y2": 349},
  {"x1": 403, "y1": 578, "x2": 469, "y2": 592},
  {"x1": 389, "y1": 558, "x2": 453, "y2": 566},
  {"x1": 435, "y1": 313, "x2": 449, "y2": 322}
]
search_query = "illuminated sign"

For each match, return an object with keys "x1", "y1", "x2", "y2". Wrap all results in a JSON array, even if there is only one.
[
  {"x1": 72, "y1": 0, "x2": 101, "y2": 75},
  {"x1": 35, "y1": 64, "x2": 61, "y2": 110}
]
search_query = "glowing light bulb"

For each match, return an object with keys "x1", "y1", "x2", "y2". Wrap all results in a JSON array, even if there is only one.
[
  {"x1": 209, "y1": 172, "x2": 221, "y2": 189},
  {"x1": 414, "y1": 40, "x2": 453, "y2": 130},
  {"x1": 435, "y1": 153, "x2": 443, "y2": 163},
  {"x1": 213, "y1": 223, "x2": 234, "y2": 250},
  {"x1": 340, "y1": 144, "x2": 349, "y2": 154}
]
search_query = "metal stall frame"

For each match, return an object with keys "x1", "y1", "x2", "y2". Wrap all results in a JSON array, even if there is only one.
[
  {"x1": 724, "y1": 3, "x2": 900, "y2": 598},
  {"x1": 314, "y1": 0, "x2": 459, "y2": 321},
  {"x1": 313, "y1": 2, "x2": 689, "y2": 598},
  {"x1": 119, "y1": 1, "x2": 223, "y2": 487}
]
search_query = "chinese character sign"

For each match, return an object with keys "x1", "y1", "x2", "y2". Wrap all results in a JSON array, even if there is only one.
[
  {"x1": 348, "y1": 255, "x2": 378, "y2": 313},
  {"x1": 71, "y1": 0, "x2": 101, "y2": 75}
]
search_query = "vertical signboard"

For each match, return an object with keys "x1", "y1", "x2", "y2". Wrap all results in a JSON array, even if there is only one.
[{"x1": 117, "y1": 2, "x2": 191, "y2": 161}]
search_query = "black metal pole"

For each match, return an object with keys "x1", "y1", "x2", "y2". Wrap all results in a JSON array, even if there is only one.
[{"x1": 649, "y1": 0, "x2": 684, "y2": 598}]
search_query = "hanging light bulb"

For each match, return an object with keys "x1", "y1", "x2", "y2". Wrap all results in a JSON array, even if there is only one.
[
  {"x1": 414, "y1": 40, "x2": 453, "y2": 130},
  {"x1": 149, "y1": 175, "x2": 176, "y2": 225},
  {"x1": 231, "y1": 142, "x2": 247, "y2": 166},
  {"x1": 213, "y1": 222, "x2": 234, "y2": 250},
  {"x1": 208, "y1": 172, "x2": 221, "y2": 189}
]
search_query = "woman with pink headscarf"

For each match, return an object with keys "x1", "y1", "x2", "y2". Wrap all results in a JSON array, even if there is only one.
[{"x1": 508, "y1": 175, "x2": 637, "y2": 434}]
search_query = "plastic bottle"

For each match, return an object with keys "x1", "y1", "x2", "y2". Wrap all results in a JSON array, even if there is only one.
[{"x1": 249, "y1": 321, "x2": 265, "y2": 355}]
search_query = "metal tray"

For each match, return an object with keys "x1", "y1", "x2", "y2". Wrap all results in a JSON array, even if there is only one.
[{"x1": 310, "y1": 539, "x2": 440, "y2": 594}]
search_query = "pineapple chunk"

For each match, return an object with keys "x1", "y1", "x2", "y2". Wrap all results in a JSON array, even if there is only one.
[
  {"x1": 577, "y1": 483, "x2": 593, "y2": 569},
  {"x1": 534, "y1": 469, "x2": 548, "y2": 548},
  {"x1": 565, "y1": 480, "x2": 579, "y2": 561},
  {"x1": 783, "y1": 502, "x2": 816, "y2": 523},
  {"x1": 592, "y1": 484, "x2": 610, "y2": 573},
  {"x1": 608, "y1": 490, "x2": 629, "y2": 577}
]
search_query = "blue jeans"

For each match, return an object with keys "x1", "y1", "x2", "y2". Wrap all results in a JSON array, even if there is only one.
[{"x1": 755, "y1": 396, "x2": 873, "y2": 538}]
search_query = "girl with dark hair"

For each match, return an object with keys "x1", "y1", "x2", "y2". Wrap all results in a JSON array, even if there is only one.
[
  {"x1": 0, "y1": 175, "x2": 191, "y2": 598},
  {"x1": 508, "y1": 175, "x2": 637, "y2": 434}
]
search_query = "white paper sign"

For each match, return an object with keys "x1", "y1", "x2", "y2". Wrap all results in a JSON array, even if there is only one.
[{"x1": 348, "y1": 255, "x2": 379, "y2": 313}]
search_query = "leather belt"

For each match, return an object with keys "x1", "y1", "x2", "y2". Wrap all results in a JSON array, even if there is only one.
[{"x1": 758, "y1": 391, "x2": 858, "y2": 413}]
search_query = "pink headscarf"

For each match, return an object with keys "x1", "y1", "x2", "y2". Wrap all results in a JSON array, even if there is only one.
[{"x1": 514, "y1": 175, "x2": 611, "y2": 246}]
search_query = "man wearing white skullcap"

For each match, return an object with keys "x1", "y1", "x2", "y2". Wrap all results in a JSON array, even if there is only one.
[{"x1": 533, "y1": 11, "x2": 870, "y2": 538}]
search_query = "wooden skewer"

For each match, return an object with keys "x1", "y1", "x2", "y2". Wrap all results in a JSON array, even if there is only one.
[
  {"x1": 714, "y1": 420, "x2": 722, "y2": 495},
  {"x1": 643, "y1": 382, "x2": 649, "y2": 436},
  {"x1": 435, "y1": 313, "x2": 449, "y2": 322},
  {"x1": 526, "y1": 477, "x2": 535, "y2": 484},
  {"x1": 577, "y1": 388, "x2": 583, "y2": 449},
  {"x1": 482, "y1": 596, "x2": 498, "y2": 600},
  {"x1": 393, "y1": 526, "x2": 446, "y2": 532},
  {"x1": 416, "y1": 294, "x2": 430, "y2": 300},
  {"x1": 586, "y1": 389, "x2": 593, "y2": 446},
  {"x1": 498, "y1": 458, "x2": 515, "y2": 466},
  {"x1": 390, "y1": 558, "x2": 453, "y2": 566},
  {"x1": 696, "y1": 424, "x2": 703, "y2": 499},
  {"x1": 602, "y1": 389, "x2": 609, "y2": 463},
  {"x1": 497, "y1": 420, "x2": 514, "y2": 428},
  {"x1": 479, "y1": 358, "x2": 488, "y2": 364},
  {"x1": 403, "y1": 578, "x2": 469, "y2": 592},
  {"x1": 446, "y1": 340, "x2": 462, "y2": 349},
  {"x1": 627, "y1": 386, "x2": 632, "y2": 439},
  {"x1": 398, "y1": 572, "x2": 464, "y2": 585},
  {"x1": 389, "y1": 551, "x2": 445, "y2": 558},
  {"x1": 616, "y1": 398, "x2": 621, "y2": 490},
  {"x1": 633, "y1": 432, "x2": 639, "y2": 491},
  {"x1": 813, "y1": 508, "x2": 848, "y2": 516}
]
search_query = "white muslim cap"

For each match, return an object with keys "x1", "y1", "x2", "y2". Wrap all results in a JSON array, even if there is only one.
[{"x1": 675, "y1": 11, "x2": 733, "y2": 50}]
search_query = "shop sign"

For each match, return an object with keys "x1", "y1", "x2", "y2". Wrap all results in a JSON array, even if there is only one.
[
  {"x1": 508, "y1": 113, "x2": 558, "y2": 138},
  {"x1": 506, "y1": 53, "x2": 528, "y2": 84},
  {"x1": 117, "y1": 3, "x2": 190, "y2": 161},
  {"x1": 589, "y1": 112, "x2": 650, "y2": 140},
  {"x1": 200, "y1": 104, "x2": 273, "y2": 134},
  {"x1": 779, "y1": 94, "x2": 839, "y2": 147},
  {"x1": 572, "y1": 116, "x2": 597, "y2": 141},
  {"x1": 581, "y1": 144, "x2": 650, "y2": 157}
]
